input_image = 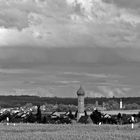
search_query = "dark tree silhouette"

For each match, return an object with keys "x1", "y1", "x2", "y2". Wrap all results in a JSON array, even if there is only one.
[
  {"x1": 68, "y1": 110, "x2": 74, "y2": 119},
  {"x1": 117, "y1": 113, "x2": 122, "y2": 124},
  {"x1": 36, "y1": 105, "x2": 42, "y2": 123},
  {"x1": 84, "y1": 110, "x2": 88, "y2": 116},
  {"x1": 90, "y1": 109, "x2": 102, "y2": 124},
  {"x1": 42, "y1": 116, "x2": 47, "y2": 124},
  {"x1": 26, "y1": 112, "x2": 36, "y2": 123},
  {"x1": 74, "y1": 110, "x2": 78, "y2": 119}
]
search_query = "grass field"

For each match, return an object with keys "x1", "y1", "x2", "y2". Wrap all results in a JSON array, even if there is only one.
[{"x1": 0, "y1": 123, "x2": 139, "y2": 140}]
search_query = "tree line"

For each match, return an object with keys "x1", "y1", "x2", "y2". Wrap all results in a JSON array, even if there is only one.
[{"x1": 0, "y1": 95, "x2": 140, "y2": 110}]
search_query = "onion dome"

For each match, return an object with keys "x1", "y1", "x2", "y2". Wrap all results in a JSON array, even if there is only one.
[{"x1": 77, "y1": 86, "x2": 85, "y2": 96}]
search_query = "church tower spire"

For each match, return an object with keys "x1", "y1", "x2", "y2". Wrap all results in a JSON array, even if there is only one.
[{"x1": 77, "y1": 85, "x2": 85, "y2": 120}]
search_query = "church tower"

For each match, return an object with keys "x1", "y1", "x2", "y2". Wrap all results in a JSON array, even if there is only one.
[
  {"x1": 77, "y1": 86, "x2": 85, "y2": 120},
  {"x1": 120, "y1": 99, "x2": 123, "y2": 109}
]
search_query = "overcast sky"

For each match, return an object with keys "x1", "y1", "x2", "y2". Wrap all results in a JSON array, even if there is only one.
[
  {"x1": 0, "y1": 0, "x2": 140, "y2": 97},
  {"x1": 0, "y1": 0, "x2": 140, "y2": 48}
]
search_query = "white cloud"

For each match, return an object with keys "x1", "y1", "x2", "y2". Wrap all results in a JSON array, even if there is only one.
[
  {"x1": 98, "y1": 86, "x2": 129, "y2": 97},
  {"x1": 67, "y1": 0, "x2": 140, "y2": 26},
  {"x1": 63, "y1": 72, "x2": 109, "y2": 78},
  {"x1": 0, "y1": 27, "x2": 38, "y2": 46},
  {"x1": 12, "y1": 88, "x2": 54, "y2": 97},
  {"x1": 86, "y1": 90, "x2": 103, "y2": 97},
  {"x1": 0, "y1": 0, "x2": 140, "y2": 48},
  {"x1": 55, "y1": 80, "x2": 80, "y2": 85}
]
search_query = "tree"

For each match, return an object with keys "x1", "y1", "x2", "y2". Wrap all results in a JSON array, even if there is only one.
[
  {"x1": 90, "y1": 109, "x2": 102, "y2": 124},
  {"x1": 125, "y1": 103, "x2": 140, "y2": 110},
  {"x1": 105, "y1": 100, "x2": 119, "y2": 110},
  {"x1": 36, "y1": 105, "x2": 42, "y2": 123},
  {"x1": 23, "y1": 103, "x2": 33, "y2": 109}
]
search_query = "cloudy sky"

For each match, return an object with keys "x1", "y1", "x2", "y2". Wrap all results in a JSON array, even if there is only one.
[{"x1": 0, "y1": 0, "x2": 140, "y2": 97}]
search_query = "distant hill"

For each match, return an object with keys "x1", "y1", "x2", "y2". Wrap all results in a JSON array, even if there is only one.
[{"x1": 0, "y1": 95, "x2": 140, "y2": 108}]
